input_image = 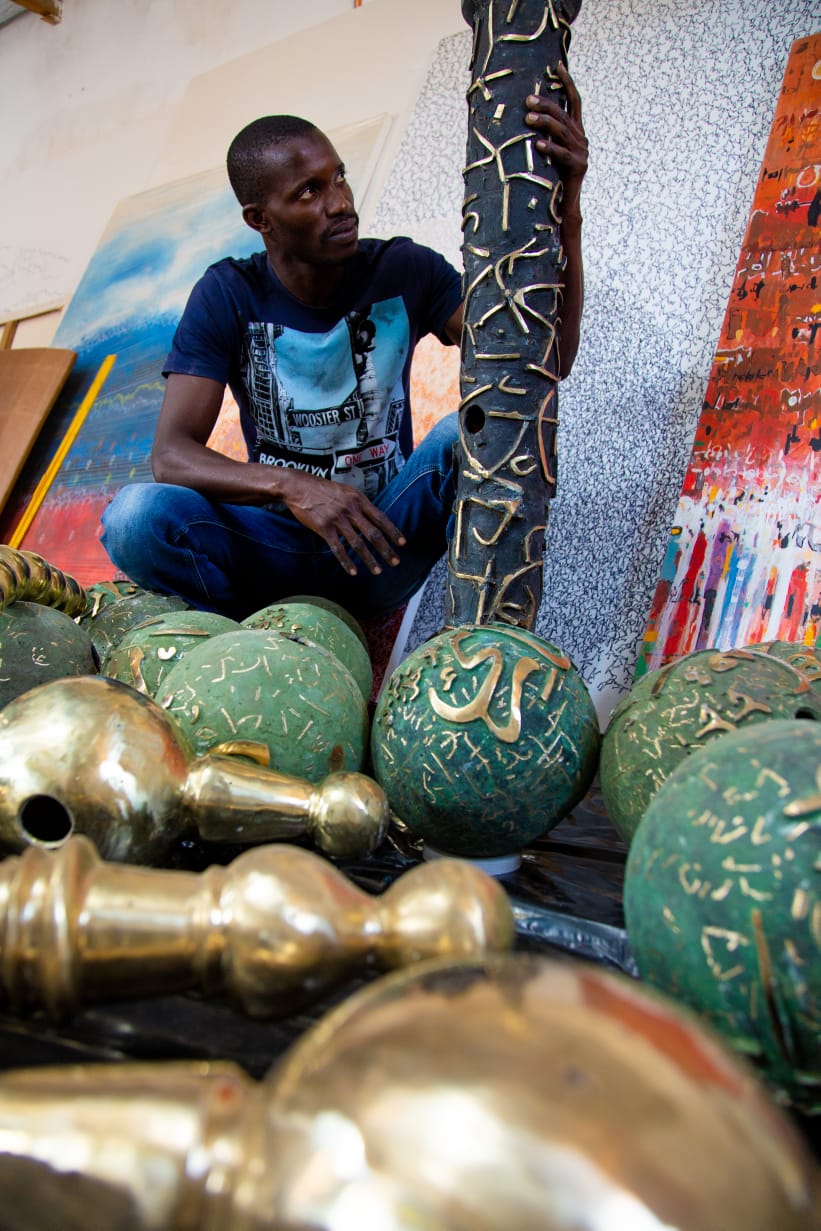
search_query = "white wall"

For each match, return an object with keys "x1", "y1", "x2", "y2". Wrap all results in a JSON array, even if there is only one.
[
  {"x1": 368, "y1": 3, "x2": 820, "y2": 720},
  {"x1": 0, "y1": 0, "x2": 464, "y2": 321}
]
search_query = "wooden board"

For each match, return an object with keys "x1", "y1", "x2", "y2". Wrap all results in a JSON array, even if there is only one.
[{"x1": 0, "y1": 347, "x2": 76, "y2": 515}]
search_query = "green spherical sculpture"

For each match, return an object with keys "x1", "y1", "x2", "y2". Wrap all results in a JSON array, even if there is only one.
[
  {"x1": 78, "y1": 579, "x2": 144, "y2": 624},
  {"x1": 101, "y1": 610, "x2": 241, "y2": 697},
  {"x1": 243, "y1": 602, "x2": 372, "y2": 702},
  {"x1": 600, "y1": 647, "x2": 821, "y2": 845},
  {"x1": 370, "y1": 625, "x2": 600, "y2": 861},
  {"x1": 84, "y1": 591, "x2": 191, "y2": 661},
  {"x1": 624, "y1": 718, "x2": 821, "y2": 1112},
  {"x1": 280, "y1": 593, "x2": 369, "y2": 650},
  {"x1": 0, "y1": 602, "x2": 98, "y2": 707},
  {"x1": 748, "y1": 639, "x2": 821, "y2": 684},
  {"x1": 158, "y1": 628, "x2": 368, "y2": 781}
]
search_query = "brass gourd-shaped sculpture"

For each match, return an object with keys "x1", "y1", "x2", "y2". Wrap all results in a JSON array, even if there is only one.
[{"x1": 0, "y1": 675, "x2": 388, "y2": 863}]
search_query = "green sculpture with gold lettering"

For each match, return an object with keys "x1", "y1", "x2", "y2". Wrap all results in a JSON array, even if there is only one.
[
  {"x1": 371, "y1": 624, "x2": 599, "y2": 864},
  {"x1": 242, "y1": 601, "x2": 372, "y2": 702},
  {"x1": 159, "y1": 628, "x2": 368, "y2": 781},
  {"x1": 747, "y1": 638, "x2": 821, "y2": 684},
  {"x1": 624, "y1": 717, "x2": 821, "y2": 1113},
  {"x1": 84, "y1": 590, "x2": 191, "y2": 661},
  {"x1": 600, "y1": 648, "x2": 821, "y2": 844},
  {"x1": 101, "y1": 610, "x2": 241, "y2": 697},
  {"x1": 0, "y1": 602, "x2": 97, "y2": 707}
]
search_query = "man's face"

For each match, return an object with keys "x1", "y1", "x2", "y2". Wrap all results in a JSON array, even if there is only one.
[{"x1": 251, "y1": 131, "x2": 359, "y2": 266}]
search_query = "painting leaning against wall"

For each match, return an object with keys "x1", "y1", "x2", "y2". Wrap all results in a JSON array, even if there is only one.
[
  {"x1": 0, "y1": 167, "x2": 257, "y2": 584},
  {"x1": 636, "y1": 33, "x2": 821, "y2": 673}
]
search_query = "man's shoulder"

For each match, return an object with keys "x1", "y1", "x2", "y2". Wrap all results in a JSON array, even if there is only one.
[
  {"x1": 357, "y1": 235, "x2": 435, "y2": 264},
  {"x1": 199, "y1": 251, "x2": 268, "y2": 288},
  {"x1": 353, "y1": 236, "x2": 458, "y2": 284}
]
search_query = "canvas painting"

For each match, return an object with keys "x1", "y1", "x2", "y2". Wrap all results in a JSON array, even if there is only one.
[
  {"x1": 2, "y1": 116, "x2": 392, "y2": 585},
  {"x1": 636, "y1": 34, "x2": 821, "y2": 673}
]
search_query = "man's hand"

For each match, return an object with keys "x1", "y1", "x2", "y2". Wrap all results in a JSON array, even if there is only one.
[
  {"x1": 522, "y1": 62, "x2": 587, "y2": 376},
  {"x1": 278, "y1": 468, "x2": 406, "y2": 577},
  {"x1": 524, "y1": 62, "x2": 588, "y2": 212}
]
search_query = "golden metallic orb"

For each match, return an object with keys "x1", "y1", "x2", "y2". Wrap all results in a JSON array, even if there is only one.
[
  {"x1": 261, "y1": 955, "x2": 818, "y2": 1230},
  {"x1": 306, "y1": 770, "x2": 393, "y2": 858}
]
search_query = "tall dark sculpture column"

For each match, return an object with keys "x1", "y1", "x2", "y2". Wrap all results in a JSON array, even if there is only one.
[{"x1": 446, "y1": 0, "x2": 582, "y2": 630}]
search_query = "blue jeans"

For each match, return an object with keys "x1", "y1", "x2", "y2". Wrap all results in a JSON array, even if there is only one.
[{"x1": 101, "y1": 413, "x2": 458, "y2": 621}]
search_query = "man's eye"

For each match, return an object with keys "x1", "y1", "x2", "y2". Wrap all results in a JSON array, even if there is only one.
[{"x1": 299, "y1": 184, "x2": 317, "y2": 199}]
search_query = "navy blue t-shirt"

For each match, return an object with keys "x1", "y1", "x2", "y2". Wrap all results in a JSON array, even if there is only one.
[{"x1": 164, "y1": 237, "x2": 462, "y2": 500}]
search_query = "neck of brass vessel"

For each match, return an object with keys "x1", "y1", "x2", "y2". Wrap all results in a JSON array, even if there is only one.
[
  {"x1": 182, "y1": 755, "x2": 389, "y2": 858},
  {"x1": 0, "y1": 1062, "x2": 255, "y2": 1231}
]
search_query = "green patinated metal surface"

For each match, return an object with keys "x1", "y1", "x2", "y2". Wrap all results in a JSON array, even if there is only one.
[
  {"x1": 242, "y1": 602, "x2": 372, "y2": 703},
  {"x1": 748, "y1": 639, "x2": 821, "y2": 684},
  {"x1": 370, "y1": 623, "x2": 599, "y2": 858},
  {"x1": 624, "y1": 717, "x2": 821, "y2": 1113},
  {"x1": 158, "y1": 629, "x2": 368, "y2": 782},
  {"x1": 600, "y1": 647, "x2": 821, "y2": 845},
  {"x1": 82, "y1": 591, "x2": 191, "y2": 662},
  {"x1": 77, "y1": 579, "x2": 144, "y2": 624},
  {"x1": 279, "y1": 594, "x2": 369, "y2": 651},
  {"x1": 102, "y1": 610, "x2": 241, "y2": 697},
  {"x1": 0, "y1": 601, "x2": 97, "y2": 707}
]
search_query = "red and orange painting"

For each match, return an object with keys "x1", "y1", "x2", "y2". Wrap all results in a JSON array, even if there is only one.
[{"x1": 636, "y1": 34, "x2": 821, "y2": 674}]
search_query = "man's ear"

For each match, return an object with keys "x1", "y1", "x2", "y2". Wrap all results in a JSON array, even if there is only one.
[{"x1": 242, "y1": 204, "x2": 268, "y2": 234}]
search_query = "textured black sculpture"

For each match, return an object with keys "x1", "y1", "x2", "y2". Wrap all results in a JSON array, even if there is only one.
[{"x1": 447, "y1": 0, "x2": 582, "y2": 629}]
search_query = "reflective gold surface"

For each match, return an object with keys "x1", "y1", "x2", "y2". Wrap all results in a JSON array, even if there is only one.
[
  {"x1": 0, "y1": 836, "x2": 515, "y2": 1018},
  {"x1": 185, "y1": 757, "x2": 389, "y2": 860},
  {"x1": 0, "y1": 675, "x2": 387, "y2": 862},
  {"x1": 261, "y1": 956, "x2": 819, "y2": 1231},
  {"x1": 0, "y1": 545, "x2": 86, "y2": 617},
  {"x1": 0, "y1": 1062, "x2": 253, "y2": 1231},
  {"x1": 0, "y1": 956, "x2": 816, "y2": 1230}
]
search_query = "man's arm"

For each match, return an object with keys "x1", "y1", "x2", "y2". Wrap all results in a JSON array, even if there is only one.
[
  {"x1": 442, "y1": 64, "x2": 588, "y2": 378},
  {"x1": 526, "y1": 63, "x2": 587, "y2": 378},
  {"x1": 152, "y1": 372, "x2": 405, "y2": 577}
]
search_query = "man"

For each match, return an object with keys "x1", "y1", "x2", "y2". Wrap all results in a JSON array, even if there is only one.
[{"x1": 101, "y1": 66, "x2": 587, "y2": 621}]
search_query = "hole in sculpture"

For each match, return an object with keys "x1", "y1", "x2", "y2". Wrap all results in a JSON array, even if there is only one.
[
  {"x1": 18, "y1": 795, "x2": 74, "y2": 845},
  {"x1": 464, "y1": 404, "x2": 485, "y2": 435},
  {"x1": 795, "y1": 708, "x2": 819, "y2": 721}
]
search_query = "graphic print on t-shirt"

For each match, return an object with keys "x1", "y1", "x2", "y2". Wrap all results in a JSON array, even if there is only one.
[{"x1": 242, "y1": 295, "x2": 410, "y2": 499}]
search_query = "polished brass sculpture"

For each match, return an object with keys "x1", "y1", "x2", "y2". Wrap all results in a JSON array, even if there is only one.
[
  {"x1": 0, "y1": 956, "x2": 816, "y2": 1230},
  {"x1": 0, "y1": 675, "x2": 388, "y2": 862},
  {"x1": 0, "y1": 545, "x2": 86, "y2": 617},
  {"x1": 0, "y1": 836, "x2": 515, "y2": 1019}
]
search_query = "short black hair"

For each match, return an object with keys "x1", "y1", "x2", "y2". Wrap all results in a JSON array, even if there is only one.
[{"x1": 226, "y1": 115, "x2": 320, "y2": 205}]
